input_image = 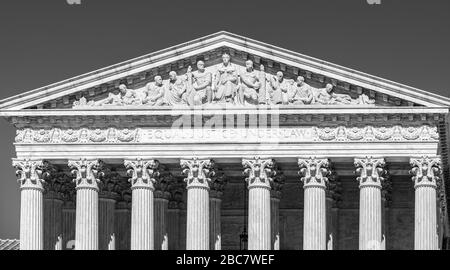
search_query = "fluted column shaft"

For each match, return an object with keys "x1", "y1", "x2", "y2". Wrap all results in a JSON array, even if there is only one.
[
  {"x1": 62, "y1": 207, "x2": 76, "y2": 250},
  {"x1": 115, "y1": 203, "x2": 131, "y2": 250},
  {"x1": 414, "y1": 186, "x2": 437, "y2": 249},
  {"x1": 44, "y1": 197, "x2": 63, "y2": 250},
  {"x1": 20, "y1": 188, "x2": 44, "y2": 250},
  {"x1": 69, "y1": 159, "x2": 102, "y2": 250},
  {"x1": 304, "y1": 185, "x2": 326, "y2": 250},
  {"x1": 13, "y1": 159, "x2": 47, "y2": 250},
  {"x1": 125, "y1": 158, "x2": 159, "y2": 250},
  {"x1": 131, "y1": 187, "x2": 154, "y2": 249},
  {"x1": 155, "y1": 197, "x2": 169, "y2": 250},
  {"x1": 411, "y1": 157, "x2": 441, "y2": 250},
  {"x1": 355, "y1": 157, "x2": 385, "y2": 250},
  {"x1": 181, "y1": 158, "x2": 216, "y2": 250},
  {"x1": 249, "y1": 186, "x2": 271, "y2": 250},
  {"x1": 186, "y1": 186, "x2": 209, "y2": 250},
  {"x1": 210, "y1": 177, "x2": 226, "y2": 250},
  {"x1": 99, "y1": 197, "x2": 116, "y2": 250},
  {"x1": 243, "y1": 158, "x2": 275, "y2": 250},
  {"x1": 270, "y1": 196, "x2": 280, "y2": 250},
  {"x1": 299, "y1": 157, "x2": 330, "y2": 250},
  {"x1": 359, "y1": 185, "x2": 382, "y2": 249},
  {"x1": 75, "y1": 187, "x2": 99, "y2": 250},
  {"x1": 168, "y1": 208, "x2": 181, "y2": 250},
  {"x1": 210, "y1": 197, "x2": 222, "y2": 250}
]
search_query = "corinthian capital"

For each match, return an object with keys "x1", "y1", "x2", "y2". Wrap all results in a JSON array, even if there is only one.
[
  {"x1": 298, "y1": 157, "x2": 330, "y2": 188},
  {"x1": 124, "y1": 158, "x2": 160, "y2": 190},
  {"x1": 354, "y1": 157, "x2": 386, "y2": 188},
  {"x1": 68, "y1": 159, "x2": 103, "y2": 191},
  {"x1": 181, "y1": 158, "x2": 216, "y2": 190},
  {"x1": 13, "y1": 158, "x2": 50, "y2": 191},
  {"x1": 242, "y1": 157, "x2": 276, "y2": 189},
  {"x1": 410, "y1": 156, "x2": 441, "y2": 189}
]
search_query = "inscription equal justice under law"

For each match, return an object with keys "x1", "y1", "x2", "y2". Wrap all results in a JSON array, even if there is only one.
[{"x1": 141, "y1": 127, "x2": 314, "y2": 143}]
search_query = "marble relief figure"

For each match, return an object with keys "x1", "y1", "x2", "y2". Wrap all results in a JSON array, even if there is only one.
[
  {"x1": 237, "y1": 60, "x2": 261, "y2": 105},
  {"x1": 214, "y1": 53, "x2": 239, "y2": 104},
  {"x1": 165, "y1": 71, "x2": 188, "y2": 106},
  {"x1": 72, "y1": 53, "x2": 377, "y2": 108},
  {"x1": 95, "y1": 84, "x2": 140, "y2": 106},
  {"x1": 144, "y1": 76, "x2": 166, "y2": 106},
  {"x1": 187, "y1": 61, "x2": 213, "y2": 106},
  {"x1": 289, "y1": 76, "x2": 313, "y2": 105},
  {"x1": 269, "y1": 71, "x2": 291, "y2": 105}
]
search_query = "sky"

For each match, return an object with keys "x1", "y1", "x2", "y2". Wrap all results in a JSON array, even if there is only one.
[{"x1": 0, "y1": 0, "x2": 449, "y2": 238}]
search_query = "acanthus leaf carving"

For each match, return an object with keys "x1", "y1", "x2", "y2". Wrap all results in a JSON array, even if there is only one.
[
  {"x1": 354, "y1": 157, "x2": 386, "y2": 188},
  {"x1": 410, "y1": 156, "x2": 442, "y2": 188},
  {"x1": 124, "y1": 158, "x2": 160, "y2": 190},
  {"x1": 12, "y1": 158, "x2": 50, "y2": 191},
  {"x1": 298, "y1": 157, "x2": 330, "y2": 188},
  {"x1": 180, "y1": 158, "x2": 216, "y2": 190},
  {"x1": 242, "y1": 157, "x2": 276, "y2": 189},
  {"x1": 68, "y1": 158, "x2": 103, "y2": 190}
]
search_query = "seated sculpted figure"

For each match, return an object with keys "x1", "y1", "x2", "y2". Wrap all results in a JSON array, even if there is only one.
[
  {"x1": 165, "y1": 71, "x2": 188, "y2": 106},
  {"x1": 144, "y1": 76, "x2": 166, "y2": 106},
  {"x1": 214, "y1": 53, "x2": 238, "y2": 103},
  {"x1": 119, "y1": 84, "x2": 142, "y2": 105},
  {"x1": 270, "y1": 71, "x2": 291, "y2": 105},
  {"x1": 95, "y1": 84, "x2": 139, "y2": 106},
  {"x1": 312, "y1": 84, "x2": 336, "y2": 105},
  {"x1": 237, "y1": 60, "x2": 260, "y2": 105},
  {"x1": 289, "y1": 76, "x2": 313, "y2": 105},
  {"x1": 187, "y1": 61, "x2": 212, "y2": 106}
]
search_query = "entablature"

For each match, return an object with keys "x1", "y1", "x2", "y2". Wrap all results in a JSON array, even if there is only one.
[{"x1": 2, "y1": 106, "x2": 448, "y2": 129}]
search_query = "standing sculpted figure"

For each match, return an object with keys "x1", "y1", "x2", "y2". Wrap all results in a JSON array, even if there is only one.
[
  {"x1": 237, "y1": 60, "x2": 260, "y2": 105},
  {"x1": 270, "y1": 71, "x2": 291, "y2": 105},
  {"x1": 165, "y1": 71, "x2": 188, "y2": 106},
  {"x1": 144, "y1": 75, "x2": 166, "y2": 106},
  {"x1": 214, "y1": 53, "x2": 238, "y2": 103},
  {"x1": 289, "y1": 76, "x2": 313, "y2": 105},
  {"x1": 187, "y1": 61, "x2": 213, "y2": 106}
]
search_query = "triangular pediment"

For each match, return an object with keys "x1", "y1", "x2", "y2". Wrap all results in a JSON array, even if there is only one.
[{"x1": 0, "y1": 31, "x2": 449, "y2": 111}]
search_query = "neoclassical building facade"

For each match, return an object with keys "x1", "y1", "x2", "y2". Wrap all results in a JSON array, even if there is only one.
[{"x1": 1, "y1": 32, "x2": 449, "y2": 250}]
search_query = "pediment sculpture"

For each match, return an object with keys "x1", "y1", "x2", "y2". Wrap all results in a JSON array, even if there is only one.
[{"x1": 73, "y1": 53, "x2": 375, "y2": 108}]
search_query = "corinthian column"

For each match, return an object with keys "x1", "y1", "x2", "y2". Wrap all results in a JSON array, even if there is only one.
[
  {"x1": 298, "y1": 157, "x2": 330, "y2": 250},
  {"x1": 210, "y1": 174, "x2": 227, "y2": 250},
  {"x1": 410, "y1": 156, "x2": 442, "y2": 250},
  {"x1": 243, "y1": 157, "x2": 276, "y2": 250},
  {"x1": 270, "y1": 173, "x2": 284, "y2": 250},
  {"x1": 124, "y1": 158, "x2": 160, "y2": 250},
  {"x1": 154, "y1": 172, "x2": 172, "y2": 250},
  {"x1": 13, "y1": 159, "x2": 50, "y2": 250},
  {"x1": 98, "y1": 169, "x2": 120, "y2": 250},
  {"x1": 167, "y1": 178, "x2": 185, "y2": 250},
  {"x1": 69, "y1": 158, "x2": 102, "y2": 250},
  {"x1": 181, "y1": 158, "x2": 216, "y2": 250},
  {"x1": 355, "y1": 157, "x2": 386, "y2": 250},
  {"x1": 43, "y1": 170, "x2": 67, "y2": 250}
]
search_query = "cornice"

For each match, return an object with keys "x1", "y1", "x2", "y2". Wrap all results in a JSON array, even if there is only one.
[{"x1": 0, "y1": 31, "x2": 449, "y2": 110}]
